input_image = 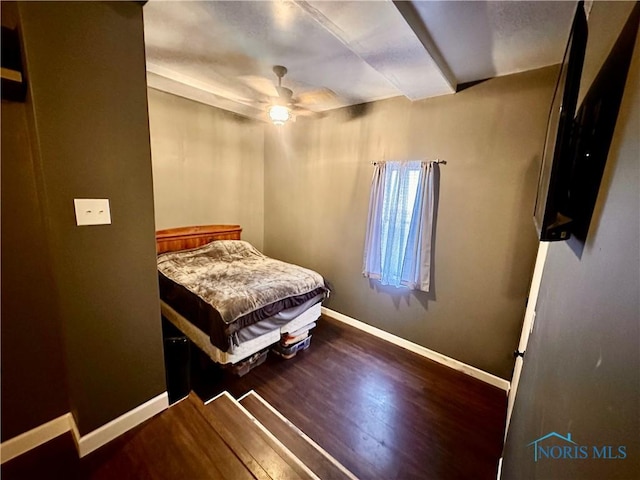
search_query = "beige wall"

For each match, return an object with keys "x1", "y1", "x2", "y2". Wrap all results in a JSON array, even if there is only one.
[
  {"x1": 264, "y1": 66, "x2": 557, "y2": 379},
  {"x1": 148, "y1": 88, "x2": 265, "y2": 249}
]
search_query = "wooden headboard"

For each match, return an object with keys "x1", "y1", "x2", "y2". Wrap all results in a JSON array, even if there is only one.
[{"x1": 156, "y1": 225, "x2": 242, "y2": 254}]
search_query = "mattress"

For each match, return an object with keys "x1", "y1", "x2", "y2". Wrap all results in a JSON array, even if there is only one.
[
  {"x1": 233, "y1": 293, "x2": 323, "y2": 344},
  {"x1": 161, "y1": 298, "x2": 322, "y2": 365},
  {"x1": 158, "y1": 240, "x2": 328, "y2": 351}
]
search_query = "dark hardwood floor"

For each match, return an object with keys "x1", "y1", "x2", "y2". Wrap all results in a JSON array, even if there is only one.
[
  {"x1": 197, "y1": 316, "x2": 507, "y2": 480},
  {"x1": 1, "y1": 315, "x2": 507, "y2": 480}
]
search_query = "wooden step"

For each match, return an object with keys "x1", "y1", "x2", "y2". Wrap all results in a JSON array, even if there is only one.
[
  {"x1": 88, "y1": 393, "x2": 256, "y2": 479},
  {"x1": 200, "y1": 391, "x2": 319, "y2": 480},
  {"x1": 177, "y1": 395, "x2": 256, "y2": 480},
  {"x1": 239, "y1": 391, "x2": 358, "y2": 480}
]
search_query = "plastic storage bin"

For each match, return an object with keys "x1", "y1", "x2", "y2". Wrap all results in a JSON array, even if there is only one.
[
  {"x1": 272, "y1": 335, "x2": 312, "y2": 359},
  {"x1": 229, "y1": 349, "x2": 268, "y2": 377}
]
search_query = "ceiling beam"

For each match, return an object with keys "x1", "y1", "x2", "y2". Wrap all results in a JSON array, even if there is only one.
[
  {"x1": 392, "y1": 0, "x2": 457, "y2": 92},
  {"x1": 293, "y1": 0, "x2": 454, "y2": 100},
  {"x1": 146, "y1": 63, "x2": 266, "y2": 121}
]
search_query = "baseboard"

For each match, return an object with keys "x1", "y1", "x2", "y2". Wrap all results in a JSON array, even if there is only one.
[
  {"x1": 70, "y1": 392, "x2": 169, "y2": 458},
  {"x1": 321, "y1": 307, "x2": 510, "y2": 392},
  {"x1": 0, "y1": 413, "x2": 72, "y2": 464}
]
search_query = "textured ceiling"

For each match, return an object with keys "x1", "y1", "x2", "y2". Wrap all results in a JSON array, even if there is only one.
[{"x1": 143, "y1": 0, "x2": 577, "y2": 122}]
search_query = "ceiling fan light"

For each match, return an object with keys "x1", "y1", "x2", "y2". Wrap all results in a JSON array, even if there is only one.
[{"x1": 268, "y1": 105, "x2": 290, "y2": 125}]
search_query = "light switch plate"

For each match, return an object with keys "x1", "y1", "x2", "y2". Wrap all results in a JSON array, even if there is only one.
[{"x1": 74, "y1": 198, "x2": 111, "y2": 226}]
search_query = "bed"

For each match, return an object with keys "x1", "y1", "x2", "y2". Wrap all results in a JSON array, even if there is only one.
[{"x1": 156, "y1": 225, "x2": 328, "y2": 366}]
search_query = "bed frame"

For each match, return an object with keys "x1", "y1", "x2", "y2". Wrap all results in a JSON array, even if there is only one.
[
  {"x1": 156, "y1": 224, "x2": 255, "y2": 365},
  {"x1": 156, "y1": 224, "x2": 242, "y2": 254},
  {"x1": 155, "y1": 223, "x2": 320, "y2": 368}
]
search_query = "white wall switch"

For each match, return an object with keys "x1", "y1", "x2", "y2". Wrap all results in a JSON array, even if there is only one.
[{"x1": 74, "y1": 198, "x2": 111, "y2": 226}]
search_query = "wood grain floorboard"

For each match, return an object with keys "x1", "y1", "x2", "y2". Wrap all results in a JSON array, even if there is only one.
[
  {"x1": 193, "y1": 315, "x2": 507, "y2": 480},
  {"x1": 205, "y1": 393, "x2": 314, "y2": 480},
  {"x1": 239, "y1": 392, "x2": 355, "y2": 480},
  {"x1": 188, "y1": 393, "x2": 273, "y2": 480}
]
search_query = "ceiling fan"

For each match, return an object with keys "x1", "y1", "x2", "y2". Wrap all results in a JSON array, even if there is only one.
[
  {"x1": 240, "y1": 65, "x2": 338, "y2": 125},
  {"x1": 268, "y1": 65, "x2": 295, "y2": 125}
]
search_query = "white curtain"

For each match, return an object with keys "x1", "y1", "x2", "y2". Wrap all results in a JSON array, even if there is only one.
[{"x1": 362, "y1": 160, "x2": 437, "y2": 292}]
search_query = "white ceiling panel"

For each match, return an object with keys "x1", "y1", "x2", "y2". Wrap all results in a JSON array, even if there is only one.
[
  {"x1": 143, "y1": 1, "x2": 576, "y2": 121},
  {"x1": 412, "y1": 1, "x2": 576, "y2": 83},
  {"x1": 297, "y1": 0, "x2": 455, "y2": 99},
  {"x1": 144, "y1": 0, "x2": 405, "y2": 115}
]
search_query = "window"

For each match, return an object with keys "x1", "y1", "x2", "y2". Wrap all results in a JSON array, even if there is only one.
[{"x1": 362, "y1": 160, "x2": 437, "y2": 292}]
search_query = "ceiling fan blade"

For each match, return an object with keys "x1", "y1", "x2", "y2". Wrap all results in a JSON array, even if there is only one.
[
  {"x1": 238, "y1": 75, "x2": 279, "y2": 98},
  {"x1": 291, "y1": 106, "x2": 319, "y2": 117},
  {"x1": 294, "y1": 87, "x2": 338, "y2": 106}
]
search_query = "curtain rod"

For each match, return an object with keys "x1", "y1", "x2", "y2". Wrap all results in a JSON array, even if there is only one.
[{"x1": 370, "y1": 159, "x2": 447, "y2": 166}]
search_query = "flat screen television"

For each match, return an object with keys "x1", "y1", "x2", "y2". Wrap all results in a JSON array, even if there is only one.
[
  {"x1": 565, "y1": 3, "x2": 639, "y2": 243},
  {"x1": 533, "y1": 1, "x2": 588, "y2": 241}
]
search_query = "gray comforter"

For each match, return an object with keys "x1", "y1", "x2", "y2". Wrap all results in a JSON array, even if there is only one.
[{"x1": 157, "y1": 240, "x2": 326, "y2": 325}]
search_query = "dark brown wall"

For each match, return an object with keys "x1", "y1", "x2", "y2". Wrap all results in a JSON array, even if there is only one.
[
  {"x1": 502, "y1": 3, "x2": 639, "y2": 478},
  {"x1": 264, "y1": 66, "x2": 556, "y2": 379},
  {"x1": 1, "y1": 1, "x2": 70, "y2": 442},
  {"x1": 12, "y1": 1, "x2": 166, "y2": 435}
]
